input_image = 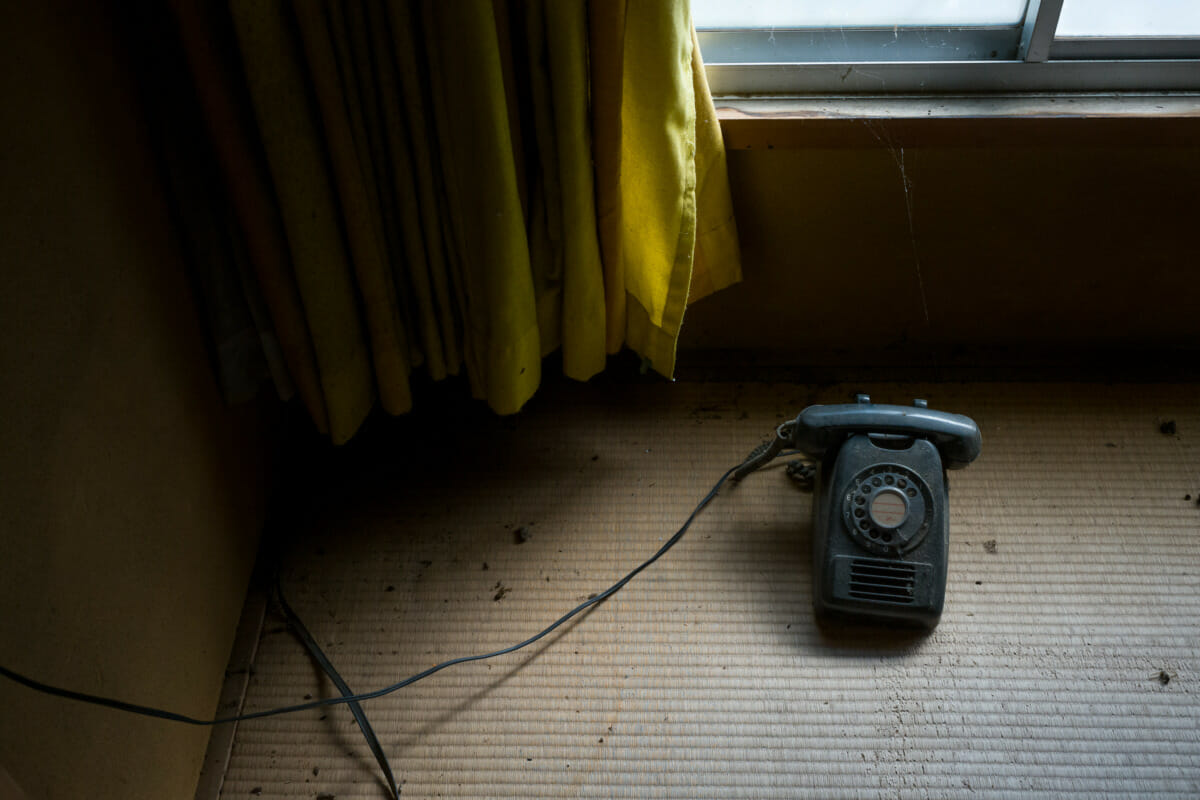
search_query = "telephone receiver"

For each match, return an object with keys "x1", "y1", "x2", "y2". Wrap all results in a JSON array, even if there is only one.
[
  {"x1": 791, "y1": 395, "x2": 981, "y2": 470},
  {"x1": 739, "y1": 394, "x2": 981, "y2": 629}
]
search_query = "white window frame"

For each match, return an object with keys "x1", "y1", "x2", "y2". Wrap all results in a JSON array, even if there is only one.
[{"x1": 698, "y1": 0, "x2": 1200, "y2": 95}]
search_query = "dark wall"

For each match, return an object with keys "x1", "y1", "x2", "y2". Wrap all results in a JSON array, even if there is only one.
[
  {"x1": 682, "y1": 115, "x2": 1200, "y2": 367},
  {"x1": 0, "y1": 4, "x2": 271, "y2": 797}
]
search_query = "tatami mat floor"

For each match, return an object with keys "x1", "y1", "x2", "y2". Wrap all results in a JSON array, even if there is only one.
[{"x1": 216, "y1": 382, "x2": 1200, "y2": 799}]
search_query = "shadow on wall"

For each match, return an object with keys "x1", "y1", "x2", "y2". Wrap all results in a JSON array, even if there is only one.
[{"x1": 681, "y1": 139, "x2": 1200, "y2": 360}]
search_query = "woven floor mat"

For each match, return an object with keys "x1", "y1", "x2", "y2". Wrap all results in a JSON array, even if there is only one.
[{"x1": 219, "y1": 382, "x2": 1200, "y2": 799}]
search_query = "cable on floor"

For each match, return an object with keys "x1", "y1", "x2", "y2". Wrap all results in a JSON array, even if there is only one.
[{"x1": 0, "y1": 444, "x2": 805, "y2": 796}]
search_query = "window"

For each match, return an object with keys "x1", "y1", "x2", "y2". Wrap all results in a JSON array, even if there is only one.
[{"x1": 693, "y1": 0, "x2": 1200, "y2": 94}]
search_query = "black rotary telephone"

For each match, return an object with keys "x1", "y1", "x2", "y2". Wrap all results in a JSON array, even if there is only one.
[{"x1": 736, "y1": 394, "x2": 981, "y2": 629}]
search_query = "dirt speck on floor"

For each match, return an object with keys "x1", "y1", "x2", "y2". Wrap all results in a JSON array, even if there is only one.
[
  {"x1": 690, "y1": 404, "x2": 725, "y2": 421},
  {"x1": 515, "y1": 525, "x2": 533, "y2": 544},
  {"x1": 1160, "y1": 420, "x2": 1177, "y2": 435},
  {"x1": 493, "y1": 582, "x2": 511, "y2": 601},
  {"x1": 983, "y1": 540, "x2": 998, "y2": 554}
]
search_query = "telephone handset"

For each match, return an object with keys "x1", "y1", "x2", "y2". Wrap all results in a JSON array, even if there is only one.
[
  {"x1": 740, "y1": 394, "x2": 981, "y2": 629},
  {"x1": 791, "y1": 397, "x2": 981, "y2": 469}
]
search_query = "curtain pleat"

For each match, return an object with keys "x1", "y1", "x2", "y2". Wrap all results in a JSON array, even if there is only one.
[
  {"x1": 688, "y1": 27, "x2": 743, "y2": 303},
  {"x1": 229, "y1": 0, "x2": 377, "y2": 443},
  {"x1": 290, "y1": 2, "x2": 413, "y2": 421},
  {"x1": 422, "y1": 0, "x2": 542, "y2": 414},
  {"x1": 171, "y1": 0, "x2": 330, "y2": 432},
  {"x1": 383, "y1": 2, "x2": 464, "y2": 377},
  {"x1": 338, "y1": 1, "x2": 423, "y2": 372},
  {"x1": 542, "y1": 1, "x2": 607, "y2": 381},
  {"x1": 607, "y1": 1, "x2": 699, "y2": 377},
  {"x1": 588, "y1": 0, "x2": 630, "y2": 357},
  {"x1": 521, "y1": 1, "x2": 566, "y2": 361},
  {"x1": 364, "y1": 0, "x2": 448, "y2": 381},
  {"x1": 172, "y1": 0, "x2": 740, "y2": 441}
]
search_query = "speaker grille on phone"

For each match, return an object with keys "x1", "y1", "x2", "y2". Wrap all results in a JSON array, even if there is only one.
[{"x1": 848, "y1": 558, "x2": 917, "y2": 604}]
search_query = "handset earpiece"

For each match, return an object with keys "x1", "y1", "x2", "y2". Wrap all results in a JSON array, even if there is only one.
[{"x1": 789, "y1": 394, "x2": 981, "y2": 469}]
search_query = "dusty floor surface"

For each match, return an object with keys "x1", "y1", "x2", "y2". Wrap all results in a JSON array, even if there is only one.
[{"x1": 218, "y1": 382, "x2": 1200, "y2": 799}]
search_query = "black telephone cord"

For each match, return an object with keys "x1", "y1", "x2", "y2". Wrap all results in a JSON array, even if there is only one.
[{"x1": 0, "y1": 446, "x2": 801, "y2": 795}]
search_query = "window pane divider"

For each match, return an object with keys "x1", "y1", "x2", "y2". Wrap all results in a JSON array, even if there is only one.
[
  {"x1": 1018, "y1": 0, "x2": 1065, "y2": 62},
  {"x1": 1052, "y1": 37, "x2": 1200, "y2": 60}
]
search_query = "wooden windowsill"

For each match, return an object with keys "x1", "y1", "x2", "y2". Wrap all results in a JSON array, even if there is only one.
[{"x1": 714, "y1": 94, "x2": 1200, "y2": 148}]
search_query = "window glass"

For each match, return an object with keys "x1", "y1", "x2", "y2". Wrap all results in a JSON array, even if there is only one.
[
  {"x1": 1056, "y1": 0, "x2": 1200, "y2": 37},
  {"x1": 692, "y1": 0, "x2": 1030, "y2": 30}
]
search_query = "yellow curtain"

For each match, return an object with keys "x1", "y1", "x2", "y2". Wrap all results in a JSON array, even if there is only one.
[{"x1": 175, "y1": 0, "x2": 740, "y2": 443}]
